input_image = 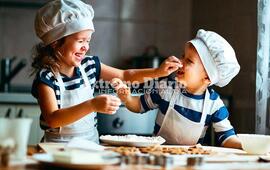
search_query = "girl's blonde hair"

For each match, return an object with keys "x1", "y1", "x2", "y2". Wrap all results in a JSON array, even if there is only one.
[{"x1": 31, "y1": 38, "x2": 65, "y2": 76}]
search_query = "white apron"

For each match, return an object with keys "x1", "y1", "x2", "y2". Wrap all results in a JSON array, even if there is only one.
[
  {"x1": 157, "y1": 86, "x2": 209, "y2": 145},
  {"x1": 44, "y1": 66, "x2": 99, "y2": 143}
]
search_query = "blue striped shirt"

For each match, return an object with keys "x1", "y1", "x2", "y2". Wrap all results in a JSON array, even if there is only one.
[
  {"x1": 31, "y1": 55, "x2": 101, "y2": 130},
  {"x1": 139, "y1": 78, "x2": 236, "y2": 146}
]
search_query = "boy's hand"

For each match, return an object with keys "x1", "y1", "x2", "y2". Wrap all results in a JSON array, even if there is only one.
[
  {"x1": 110, "y1": 78, "x2": 124, "y2": 90},
  {"x1": 157, "y1": 56, "x2": 182, "y2": 77},
  {"x1": 111, "y1": 78, "x2": 131, "y2": 103}
]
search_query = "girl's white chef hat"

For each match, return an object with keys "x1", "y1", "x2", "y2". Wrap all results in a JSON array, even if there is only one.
[
  {"x1": 189, "y1": 29, "x2": 240, "y2": 87},
  {"x1": 35, "y1": 0, "x2": 95, "y2": 45}
]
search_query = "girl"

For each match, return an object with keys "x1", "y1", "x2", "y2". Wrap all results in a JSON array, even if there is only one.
[{"x1": 31, "y1": 0, "x2": 181, "y2": 143}]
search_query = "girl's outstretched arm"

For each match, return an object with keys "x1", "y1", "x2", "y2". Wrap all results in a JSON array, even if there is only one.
[{"x1": 100, "y1": 56, "x2": 182, "y2": 83}]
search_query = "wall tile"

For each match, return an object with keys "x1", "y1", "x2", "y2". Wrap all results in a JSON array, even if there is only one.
[
  {"x1": 3, "y1": 0, "x2": 48, "y2": 2},
  {"x1": 1, "y1": 7, "x2": 38, "y2": 86},
  {"x1": 233, "y1": 0, "x2": 257, "y2": 16},
  {"x1": 156, "y1": 0, "x2": 192, "y2": 57},
  {"x1": 89, "y1": 21, "x2": 120, "y2": 66},
  {"x1": 216, "y1": 0, "x2": 236, "y2": 18},
  {"x1": 119, "y1": 22, "x2": 156, "y2": 59},
  {"x1": 86, "y1": 0, "x2": 120, "y2": 19},
  {"x1": 233, "y1": 72, "x2": 254, "y2": 102},
  {"x1": 0, "y1": 8, "x2": 4, "y2": 56},
  {"x1": 232, "y1": 16, "x2": 257, "y2": 73},
  {"x1": 2, "y1": 8, "x2": 37, "y2": 56},
  {"x1": 231, "y1": 71, "x2": 255, "y2": 132},
  {"x1": 232, "y1": 108, "x2": 255, "y2": 133},
  {"x1": 157, "y1": 23, "x2": 190, "y2": 57},
  {"x1": 120, "y1": 0, "x2": 158, "y2": 22},
  {"x1": 158, "y1": 0, "x2": 191, "y2": 24}
]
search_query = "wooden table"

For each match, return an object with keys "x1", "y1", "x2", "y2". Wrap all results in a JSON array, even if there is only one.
[
  {"x1": 2, "y1": 161, "x2": 270, "y2": 170},
  {"x1": 1, "y1": 145, "x2": 270, "y2": 170}
]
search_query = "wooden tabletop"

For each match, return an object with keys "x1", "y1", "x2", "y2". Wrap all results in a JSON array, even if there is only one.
[
  {"x1": 2, "y1": 161, "x2": 270, "y2": 170},
  {"x1": 1, "y1": 145, "x2": 270, "y2": 170}
]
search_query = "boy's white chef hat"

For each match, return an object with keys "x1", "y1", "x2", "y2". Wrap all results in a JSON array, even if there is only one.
[
  {"x1": 35, "y1": 0, "x2": 95, "y2": 45},
  {"x1": 189, "y1": 29, "x2": 240, "y2": 87}
]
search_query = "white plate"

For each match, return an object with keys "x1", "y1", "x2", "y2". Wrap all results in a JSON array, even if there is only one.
[
  {"x1": 32, "y1": 153, "x2": 120, "y2": 169},
  {"x1": 38, "y1": 143, "x2": 65, "y2": 153},
  {"x1": 202, "y1": 146, "x2": 247, "y2": 154},
  {"x1": 100, "y1": 135, "x2": 166, "y2": 147}
]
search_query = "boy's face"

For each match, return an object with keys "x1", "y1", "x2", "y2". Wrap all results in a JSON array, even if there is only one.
[{"x1": 175, "y1": 43, "x2": 210, "y2": 92}]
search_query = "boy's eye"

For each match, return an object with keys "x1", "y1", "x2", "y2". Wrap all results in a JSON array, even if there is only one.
[
  {"x1": 180, "y1": 54, "x2": 184, "y2": 59},
  {"x1": 187, "y1": 59, "x2": 193, "y2": 63}
]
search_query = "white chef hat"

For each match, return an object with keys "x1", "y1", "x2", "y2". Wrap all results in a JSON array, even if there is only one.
[
  {"x1": 189, "y1": 29, "x2": 240, "y2": 87},
  {"x1": 35, "y1": 0, "x2": 95, "y2": 45}
]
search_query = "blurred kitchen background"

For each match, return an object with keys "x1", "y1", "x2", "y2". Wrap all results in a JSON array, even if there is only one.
[{"x1": 0, "y1": 0, "x2": 258, "y2": 145}]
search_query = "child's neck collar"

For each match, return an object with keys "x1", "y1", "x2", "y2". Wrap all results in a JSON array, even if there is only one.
[
  {"x1": 184, "y1": 85, "x2": 207, "y2": 95},
  {"x1": 181, "y1": 88, "x2": 206, "y2": 99},
  {"x1": 59, "y1": 66, "x2": 76, "y2": 78}
]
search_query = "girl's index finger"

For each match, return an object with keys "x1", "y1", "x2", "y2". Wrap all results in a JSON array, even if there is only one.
[{"x1": 167, "y1": 56, "x2": 181, "y2": 63}]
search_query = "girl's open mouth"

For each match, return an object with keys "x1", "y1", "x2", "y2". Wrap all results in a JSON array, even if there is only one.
[{"x1": 75, "y1": 53, "x2": 84, "y2": 61}]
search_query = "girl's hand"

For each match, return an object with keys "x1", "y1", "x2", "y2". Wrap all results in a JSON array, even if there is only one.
[
  {"x1": 91, "y1": 94, "x2": 121, "y2": 114},
  {"x1": 157, "y1": 56, "x2": 182, "y2": 77},
  {"x1": 111, "y1": 78, "x2": 131, "y2": 103}
]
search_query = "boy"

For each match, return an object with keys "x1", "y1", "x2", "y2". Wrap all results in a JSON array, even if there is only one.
[{"x1": 112, "y1": 29, "x2": 242, "y2": 149}]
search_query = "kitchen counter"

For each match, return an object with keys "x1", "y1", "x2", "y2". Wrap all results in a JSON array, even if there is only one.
[
  {"x1": 2, "y1": 145, "x2": 270, "y2": 170},
  {"x1": 0, "y1": 93, "x2": 37, "y2": 104},
  {"x1": 3, "y1": 158, "x2": 270, "y2": 170},
  {"x1": 0, "y1": 91, "x2": 116, "y2": 104}
]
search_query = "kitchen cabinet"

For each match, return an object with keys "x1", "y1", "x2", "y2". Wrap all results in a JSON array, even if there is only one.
[
  {"x1": 98, "y1": 105, "x2": 158, "y2": 136},
  {"x1": 0, "y1": 104, "x2": 16, "y2": 117},
  {"x1": 0, "y1": 104, "x2": 43, "y2": 145}
]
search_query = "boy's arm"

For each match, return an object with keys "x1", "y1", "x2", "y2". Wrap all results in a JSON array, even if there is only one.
[
  {"x1": 211, "y1": 97, "x2": 241, "y2": 149},
  {"x1": 222, "y1": 136, "x2": 242, "y2": 149},
  {"x1": 101, "y1": 56, "x2": 182, "y2": 83},
  {"x1": 111, "y1": 78, "x2": 141, "y2": 112},
  {"x1": 124, "y1": 96, "x2": 141, "y2": 113}
]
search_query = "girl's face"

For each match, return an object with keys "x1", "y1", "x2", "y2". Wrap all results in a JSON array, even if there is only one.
[
  {"x1": 58, "y1": 30, "x2": 92, "y2": 69},
  {"x1": 176, "y1": 43, "x2": 210, "y2": 93}
]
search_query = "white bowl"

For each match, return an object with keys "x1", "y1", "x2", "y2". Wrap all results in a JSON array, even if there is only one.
[{"x1": 238, "y1": 134, "x2": 270, "y2": 154}]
